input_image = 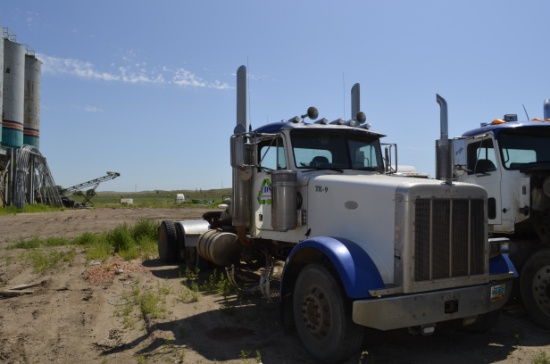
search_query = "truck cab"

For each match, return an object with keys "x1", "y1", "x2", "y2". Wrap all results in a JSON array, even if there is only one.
[
  {"x1": 454, "y1": 117, "x2": 550, "y2": 242},
  {"x1": 159, "y1": 68, "x2": 517, "y2": 363},
  {"x1": 436, "y1": 97, "x2": 550, "y2": 331}
]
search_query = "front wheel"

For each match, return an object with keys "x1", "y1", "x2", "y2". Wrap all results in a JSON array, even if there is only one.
[
  {"x1": 293, "y1": 263, "x2": 364, "y2": 363},
  {"x1": 520, "y1": 248, "x2": 550, "y2": 330}
]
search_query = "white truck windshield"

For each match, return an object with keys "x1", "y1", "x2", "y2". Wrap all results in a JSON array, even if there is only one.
[
  {"x1": 499, "y1": 127, "x2": 550, "y2": 169},
  {"x1": 290, "y1": 129, "x2": 384, "y2": 172}
]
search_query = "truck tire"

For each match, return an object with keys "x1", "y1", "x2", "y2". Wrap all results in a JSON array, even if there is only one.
[
  {"x1": 293, "y1": 263, "x2": 364, "y2": 363},
  {"x1": 158, "y1": 220, "x2": 178, "y2": 263},
  {"x1": 520, "y1": 248, "x2": 550, "y2": 330}
]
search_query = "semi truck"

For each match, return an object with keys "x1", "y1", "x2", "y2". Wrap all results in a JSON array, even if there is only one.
[
  {"x1": 435, "y1": 95, "x2": 550, "y2": 330},
  {"x1": 157, "y1": 66, "x2": 516, "y2": 363}
]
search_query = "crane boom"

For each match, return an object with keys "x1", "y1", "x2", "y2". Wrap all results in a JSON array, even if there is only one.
[{"x1": 62, "y1": 171, "x2": 120, "y2": 193}]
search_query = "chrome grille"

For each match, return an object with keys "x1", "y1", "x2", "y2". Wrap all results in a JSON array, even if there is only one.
[{"x1": 414, "y1": 198, "x2": 485, "y2": 281}]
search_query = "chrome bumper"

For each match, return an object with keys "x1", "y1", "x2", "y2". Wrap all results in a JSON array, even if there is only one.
[{"x1": 352, "y1": 280, "x2": 513, "y2": 331}]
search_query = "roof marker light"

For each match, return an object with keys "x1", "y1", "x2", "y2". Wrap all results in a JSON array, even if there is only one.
[
  {"x1": 329, "y1": 118, "x2": 346, "y2": 125},
  {"x1": 492, "y1": 119, "x2": 506, "y2": 125}
]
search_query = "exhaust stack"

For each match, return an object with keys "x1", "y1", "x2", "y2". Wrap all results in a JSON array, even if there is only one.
[
  {"x1": 236, "y1": 65, "x2": 247, "y2": 131},
  {"x1": 232, "y1": 65, "x2": 251, "y2": 228},
  {"x1": 351, "y1": 83, "x2": 360, "y2": 119},
  {"x1": 544, "y1": 99, "x2": 550, "y2": 121},
  {"x1": 436, "y1": 94, "x2": 453, "y2": 185}
]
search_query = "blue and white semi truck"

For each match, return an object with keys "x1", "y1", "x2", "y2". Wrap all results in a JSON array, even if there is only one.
[{"x1": 158, "y1": 66, "x2": 516, "y2": 363}]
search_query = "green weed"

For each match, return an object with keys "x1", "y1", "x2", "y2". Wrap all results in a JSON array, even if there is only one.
[
  {"x1": 27, "y1": 248, "x2": 76, "y2": 273},
  {"x1": 533, "y1": 350, "x2": 550, "y2": 364},
  {"x1": 74, "y1": 232, "x2": 99, "y2": 246},
  {"x1": 106, "y1": 223, "x2": 133, "y2": 252}
]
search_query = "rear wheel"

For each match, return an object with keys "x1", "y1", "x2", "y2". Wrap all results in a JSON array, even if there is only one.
[
  {"x1": 158, "y1": 220, "x2": 178, "y2": 263},
  {"x1": 520, "y1": 248, "x2": 550, "y2": 329},
  {"x1": 293, "y1": 263, "x2": 364, "y2": 363}
]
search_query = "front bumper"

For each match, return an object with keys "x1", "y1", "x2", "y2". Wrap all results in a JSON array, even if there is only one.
[{"x1": 352, "y1": 280, "x2": 513, "y2": 331}]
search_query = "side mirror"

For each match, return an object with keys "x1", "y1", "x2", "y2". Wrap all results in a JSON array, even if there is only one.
[{"x1": 452, "y1": 139, "x2": 467, "y2": 176}]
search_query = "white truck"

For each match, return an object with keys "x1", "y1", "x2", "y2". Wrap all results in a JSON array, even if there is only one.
[
  {"x1": 157, "y1": 66, "x2": 516, "y2": 363},
  {"x1": 435, "y1": 95, "x2": 550, "y2": 330}
]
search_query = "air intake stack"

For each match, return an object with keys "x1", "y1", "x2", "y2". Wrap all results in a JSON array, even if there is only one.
[
  {"x1": 436, "y1": 94, "x2": 453, "y2": 185},
  {"x1": 231, "y1": 65, "x2": 252, "y2": 227}
]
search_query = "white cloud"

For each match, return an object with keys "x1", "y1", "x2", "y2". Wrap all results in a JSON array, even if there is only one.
[
  {"x1": 84, "y1": 106, "x2": 102, "y2": 113},
  {"x1": 37, "y1": 53, "x2": 231, "y2": 90}
]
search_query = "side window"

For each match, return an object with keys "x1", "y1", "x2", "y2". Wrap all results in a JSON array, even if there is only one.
[
  {"x1": 259, "y1": 138, "x2": 286, "y2": 170},
  {"x1": 350, "y1": 140, "x2": 379, "y2": 169},
  {"x1": 467, "y1": 139, "x2": 498, "y2": 174}
]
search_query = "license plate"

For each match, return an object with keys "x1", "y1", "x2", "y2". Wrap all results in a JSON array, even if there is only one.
[{"x1": 490, "y1": 284, "x2": 506, "y2": 301}]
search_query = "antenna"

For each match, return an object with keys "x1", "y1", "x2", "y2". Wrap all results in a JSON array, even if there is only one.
[
  {"x1": 522, "y1": 104, "x2": 530, "y2": 120},
  {"x1": 247, "y1": 57, "x2": 251, "y2": 128}
]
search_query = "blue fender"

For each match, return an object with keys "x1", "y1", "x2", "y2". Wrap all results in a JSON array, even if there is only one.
[
  {"x1": 489, "y1": 254, "x2": 518, "y2": 278},
  {"x1": 283, "y1": 236, "x2": 385, "y2": 298}
]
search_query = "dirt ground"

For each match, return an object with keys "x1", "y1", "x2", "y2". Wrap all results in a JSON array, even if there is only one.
[{"x1": 0, "y1": 207, "x2": 549, "y2": 364}]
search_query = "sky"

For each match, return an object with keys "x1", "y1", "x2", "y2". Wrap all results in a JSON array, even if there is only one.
[{"x1": 1, "y1": 1, "x2": 549, "y2": 192}]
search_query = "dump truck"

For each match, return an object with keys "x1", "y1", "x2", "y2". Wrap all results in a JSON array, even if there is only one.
[
  {"x1": 435, "y1": 95, "x2": 550, "y2": 330},
  {"x1": 157, "y1": 66, "x2": 516, "y2": 363}
]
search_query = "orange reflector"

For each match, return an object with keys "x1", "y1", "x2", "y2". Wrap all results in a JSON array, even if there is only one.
[{"x1": 492, "y1": 119, "x2": 506, "y2": 125}]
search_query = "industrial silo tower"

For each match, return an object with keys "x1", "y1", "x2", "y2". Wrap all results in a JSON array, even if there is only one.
[
  {"x1": 0, "y1": 27, "x2": 61, "y2": 208},
  {"x1": 2, "y1": 33, "x2": 25, "y2": 149},
  {"x1": 24, "y1": 50, "x2": 41, "y2": 148}
]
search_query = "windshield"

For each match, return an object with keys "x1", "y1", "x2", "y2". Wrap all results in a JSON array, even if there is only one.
[
  {"x1": 498, "y1": 127, "x2": 550, "y2": 170},
  {"x1": 290, "y1": 129, "x2": 384, "y2": 172}
]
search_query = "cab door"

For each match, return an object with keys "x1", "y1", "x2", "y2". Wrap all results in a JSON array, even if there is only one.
[
  {"x1": 459, "y1": 136, "x2": 503, "y2": 226},
  {"x1": 252, "y1": 137, "x2": 287, "y2": 232}
]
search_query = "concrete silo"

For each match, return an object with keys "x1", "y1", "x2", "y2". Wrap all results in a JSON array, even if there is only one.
[
  {"x1": 24, "y1": 53, "x2": 41, "y2": 148},
  {"x1": 0, "y1": 28, "x2": 4, "y2": 144},
  {"x1": 2, "y1": 38, "x2": 25, "y2": 149}
]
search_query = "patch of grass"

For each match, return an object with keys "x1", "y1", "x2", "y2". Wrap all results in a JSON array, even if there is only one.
[
  {"x1": 130, "y1": 219, "x2": 158, "y2": 242},
  {"x1": 74, "y1": 232, "x2": 99, "y2": 246},
  {"x1": 118, "y1": 244, "x2": 141, "y2": 261},
  {"x1": 533, "y1": 350, "x2": 550, "y2": 364},
  {"x1": 176, "y1": 286, "x2": 201, "y2": 303},
  {"x1": 200, "y1": 269, "x2": 235, "y2": 299},
  {"x1": 6, "y1": 219, "x2": 163, "y2": 271},
  {"x1": 116, "y1": 282, "x2": 170, "y2": 329},
  {"x1": 0, "y1": 204, "x2": 64, "y2": 216},
  {"x1": 140, "y1": 290, "x2": 167, "y2": 320},
  {"x1": 85, "y1": 239, "x2": 113, "y2": 262},
  {"x1": 27, "y1": 248, "x2": 76, "y2": 273},
  {"x1": 42, "y1": 236, "x2": 71, "y2": 247},
  {"x1": 106, "y1": 223, "x2": 133, "y2": 252},
  {"x1": 8, "y1": 236, "x2": 42, "y2": 249}
]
